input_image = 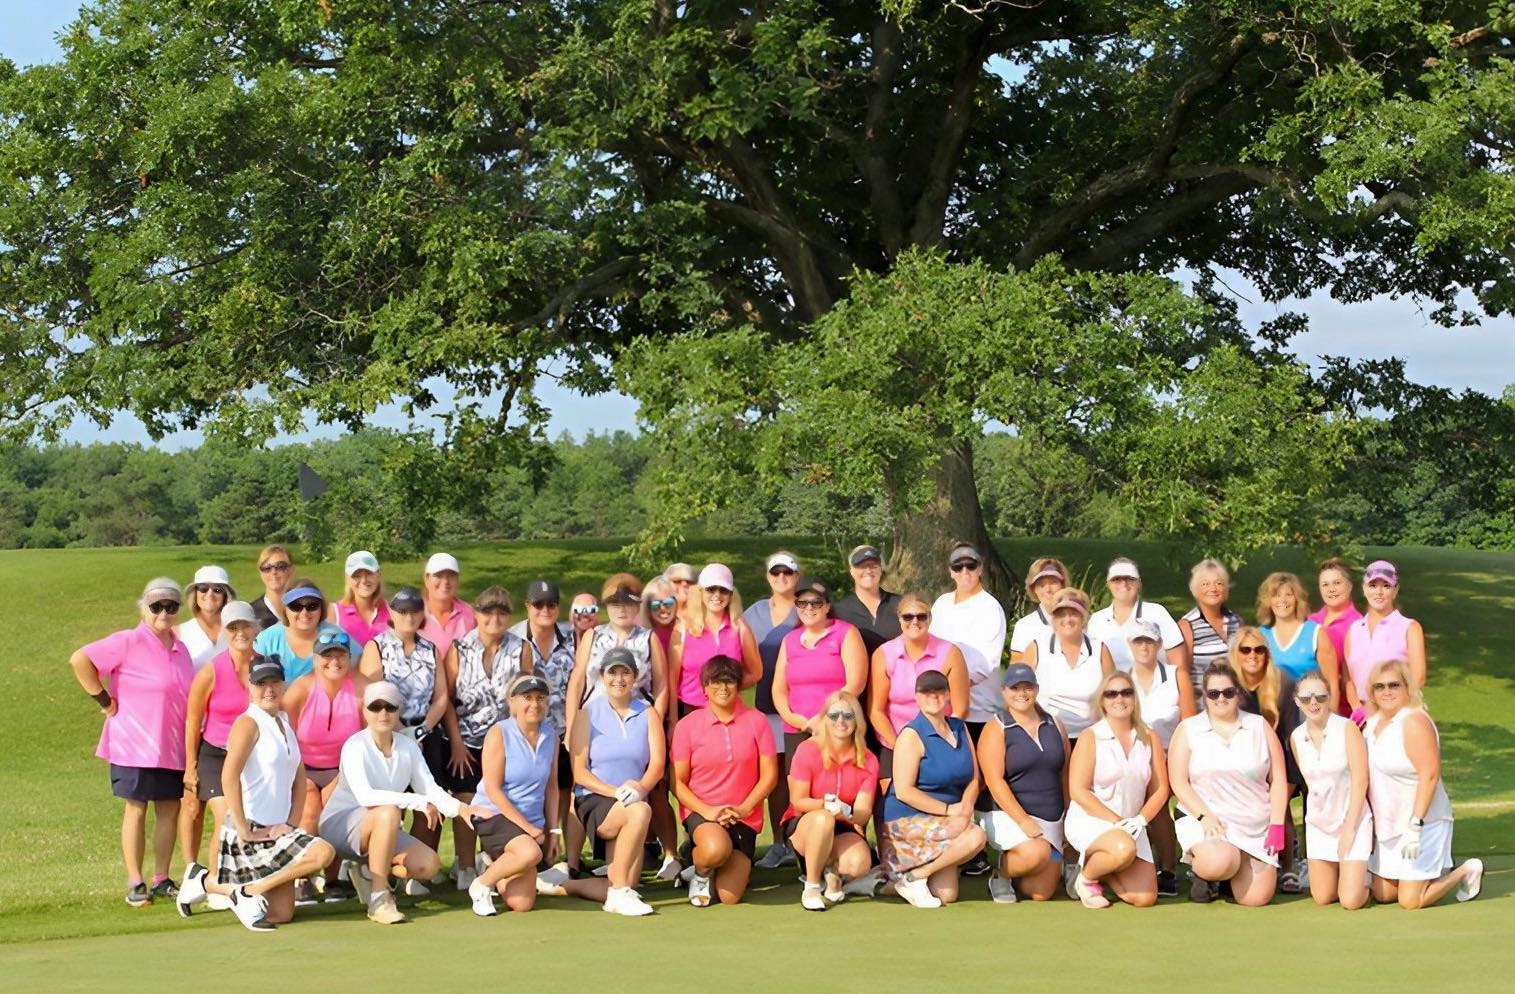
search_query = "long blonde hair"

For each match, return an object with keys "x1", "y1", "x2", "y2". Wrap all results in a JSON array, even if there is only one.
[
  {"x1": 815, "y1": 690, "x2": 870, "y2": 769},
  {"x1": 1230, "y1": 625, "x2": 1281, "y2": 726},
  {"x1": 683, "y1": 574, "x2": 744, "y2": 638},
  {"x1": 640, "y1": 576, "x2": 676, "y2": 630},
  {"x1": 1255, "y1": 572, "x2": 1310, "y2": 626},
  {"x1": 1092, "y1": 670, "x2": 1152, "y2": 744}
]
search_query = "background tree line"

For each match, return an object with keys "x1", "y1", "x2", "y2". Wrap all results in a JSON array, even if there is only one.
[{"x1": 5, "y1": 380, "x2": 1511, "y2": 559}]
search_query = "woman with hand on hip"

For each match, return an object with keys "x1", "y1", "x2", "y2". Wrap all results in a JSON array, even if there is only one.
[
  {"x1": 1364, "y1": 660, "x2": 1482, "y2": 909},
  {"x1": 319, "y1": 681, "x2": 489, "y2": 924},
  {"x1": 178, "y1": 565, "x2": 234, "y2": 668},
  {"x1": 878, "y1": 670, "x2": 988, "y2": 908},
  {"x1": 176, "y1": 600, "x2": 260, "y2": 914},
  {"x1": 784, "y1": 690, "x2": 879, "y2": 911},
  {"x1": 69, "y1": 577, "x2": 195, "y2": 907},
  {"x1": 975, "y1": 664, "x2": 1068, "y2": 904},
  {"x1": 216, "y1": 657, "x2": 337, "y2": 931},
  {"x1": 1062, "y1": 670, "x2": 1168, "y2": 909},
  {"x1": 1289, "y1": 670, "x2": 1372, "y2": 909},
  {"x1": 1343, "y1": 560, "x2": 1427, "y2": 720},
  {"x1": 1168, "y1": 662, "x2": 1289, "y2": 907},
  {"x1": 466, "y1": 674, "x2": 560, "y2": 916}
]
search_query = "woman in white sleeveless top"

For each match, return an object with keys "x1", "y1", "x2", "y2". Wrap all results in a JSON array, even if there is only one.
[
  {"x1": 1023, "y1": 589, "x2": 1115, "y2": 741},
  {"x1": 1363, "y1": 660, "x2": 1483, "y2": 909},
  {"x1": 215, "y1": 657, "x2": 335, "y2": 931},
  {"x1": 1288, "y1": 670, "x2": 1371, "y2": 909}
]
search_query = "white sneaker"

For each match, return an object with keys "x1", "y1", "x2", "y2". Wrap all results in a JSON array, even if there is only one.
[
  {"x1": 537, "y1": 863, "x2": 570, "y2": 888},
  {"x1": 475, "y1": 851, "x2": 492, "y2": 874},
  {"x1": 591, "y1": 864, "x2": 610, "y2": 877},
  {"x1": 1075, "y1": 874, "x2": 1111, "y2": 910},
  {"x1": 206, "y1": 890, "x2": 233, "y2": 911},
  {"x1": 755, "y1": 842, "x2": 793, "y2": 869},
  {"x1": 842, "y1": 868, "x2": 883, "y2": 898},
  {"x1": 988, "y1": 875, "x2": 1019, "y2": 904},
  {"x1": 655, "y1": 855, "x2": 682, "y2": 882},
  {"x1": 604, "y1": 886, "x2": 656, "y2": 917},
  {"x1": 895, "y1": 874, "x2": 942, "y2": 909},
  {"x1": 348, "y1": 863, "x2": 373, "y2": 905},
  {"x1": 403, "y1": 878, "x2": 430, "y2": 897},
  {"x1": 823, "y1": 870, "x2": 845, "y2": 904},
  {"x1": 1062, "y1": 860, "x2": 1079, "y2": 901},
  {"x1": 676, "y1": 863, "x2": 698, "y2": 889},
  {"x1": 801, "y1": 883, "x2": 827, "y2": 911},
  {"x1": 456, "y1": 866, "x2": 477, "y2": 892},
  {"x1": 688, "y1": 873, "x2": 713, "y2": 907},
  {"x1": 176, "y1": 863, "x2": 208, "y2": 917},
  {"x1": 1457, "y1": 858, "x2": 1484, "y2": 902},
  {"x1": 230, "y1": 886, "x2": 275, "y2": 931},
  {"x1": 535, "y1": 872, "x2": 566, "y2": 897},
  {"x1": 468, "y1": 878, "x2": 497, "y2": 917}
]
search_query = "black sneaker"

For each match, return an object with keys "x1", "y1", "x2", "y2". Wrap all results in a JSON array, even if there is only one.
[
  {"x1": 961, "y1": 853, "x2": 992, "y2": 877},
  {"x1": 322, "y1": 880, "x2": 357, "y2": 903},
  {"x1": 150, "y1": 878, "x2": 179, "y2": 900},
  {"x1": 1190, "y1": 876, "x2": 1219, "y2": 904},
  {"x1": 1156, "y1": 870, "x2": 1179, "y2": 898},
  {"x1": 294, "y1": 879, "x2": 319, "y2": 906},
  {"x1": 125, "y1": 882, "x2": 152, "y2": 907}
]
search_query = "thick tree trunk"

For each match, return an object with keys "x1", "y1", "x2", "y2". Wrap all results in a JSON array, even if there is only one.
[{"x1": 887, "y1": 436, "x2": 1024, "y2": 614}]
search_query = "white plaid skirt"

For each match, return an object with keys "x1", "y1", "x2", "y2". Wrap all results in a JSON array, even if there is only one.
[{"x1": 216, "y1": 817, "x2": 323, "y2": 887}]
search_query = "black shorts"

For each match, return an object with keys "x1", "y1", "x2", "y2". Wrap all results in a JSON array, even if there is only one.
[
  {"x1": 781, "y1": 814, "x2": 861, "y2": 842},
  {"x1": 196, "y1": 742, "x2": 228, "y2": 802},
  {"x1": 556, "y1": 744, "x2": 573, "y2": 790},
  {"x1": 575, "y1": 792, "x2": 620, "y2": 842},
  {"x1": 965, "y1": 720, "x2": 986, "y2": 744},
  {"x1": 782, "y1": 730, "x2": 811, "y2": 774},
  {"x1": 476, "y1": 814, "x2": 539, "y2": 859},
  {"x1": 678, "y1": 701, "x2": 699, "y2": 720},
  {"x1": 682, "y1": 814, "x2": 757, "y2": 862},
  {"x1": 110, "y1": 764, "x2": 184, "y2": 802},
  {"x1": 878, "y1": 746, "x2": 894, "y2": 782},
  {"x1": 424, "y1": 733, "x2": 483, "y2": 794},
  {"x1": 305, "y1": 766, "x2": 339, "y2": 790}
]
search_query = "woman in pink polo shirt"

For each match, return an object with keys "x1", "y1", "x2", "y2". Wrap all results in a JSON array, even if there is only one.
[
  {"x1": 70, "y1": 577, "x2": 196, "y2": 907},
  {"x1": 420, "y1": 552, "x2": 476, "y2": 656},
  {"x1": 868, "y1": 595, "x2": 970, "y2": 788},
  {"x1": 669, "y1": 563, "x2": 761, "y2": 715},
  {"x1": 1342, "y1": 560, "x2": 1427, "y2": 720},
  {"x1": 772, "y1": 577, "x2": 868, "y2": 755},
  {"x1": 329, "y1": 550, "x2": 391, "y2": 647},
  {"x1": 671, "y1": 656, "x2": 779, "y2": 908}
]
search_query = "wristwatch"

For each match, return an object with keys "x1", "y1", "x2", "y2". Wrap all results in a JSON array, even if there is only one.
[{"x1": 1409, "y1": 816, "x2": 1424, "y2": 828}]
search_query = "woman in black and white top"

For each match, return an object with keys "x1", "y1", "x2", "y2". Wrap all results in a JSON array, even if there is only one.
[{"x1": 1178, "y1": 559, "x2": 1242, "y2": 694}]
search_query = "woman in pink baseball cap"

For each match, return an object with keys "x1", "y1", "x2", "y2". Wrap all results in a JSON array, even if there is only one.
[{"x1": 1341, "y1": 560, "x2": 1427, "y2": 722}]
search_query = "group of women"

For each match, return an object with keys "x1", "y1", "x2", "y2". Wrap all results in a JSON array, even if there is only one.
[{"x1": 70, "y1": 544, "x2": 1482, "y2": 929}]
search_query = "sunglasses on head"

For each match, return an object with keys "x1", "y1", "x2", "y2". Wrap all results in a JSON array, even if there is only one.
[
  {"x1": 899, "y1": 612, "x2": 929, "y2": 624},
  {"x1": 148, "y1": 601, "x2": 180, "y2": 615},
  {"x1": 287, "y1": 600, "x2": 322, "y2": 614},
  {"x1": 1372, "y1": 680, "x2": 1404, "y2": 693},
  {"x1": 1205, "y1": 687, "x2": 1239, "y2": 700},
  {"x1": 768, "y1": 566, "x2": 796, "y2": 577},
  {"x1": 649, "y1": 597, "x2": 676, "y2": 611},
  {"x1": 1103, "y1": 687, "x2": 1135, "y2": 699},
  {"x1": 796, "y1": 598, "x2": 826, "y2": 609},
  {"x1": 1297, "y1": 692, "x2": 1330, "y2": 705},
  {"x1": 1237, "y1": 645, "x2": 1269, "y2": 656},
  {"x1": 259, "y1": 561, "x2": 291, "y2": 573},
  {"x1": 572, "y1": 605, "x2": 599, "y2": 616},
  {"x1": 366, "y1": 701, "x2": 399, "y2": 714},
  {"x1": 950, "y1": 561, "x2": 980, "y2": 573},
  {"x1": 825, "y1": 709, "x2": 855, "y2": 722}
]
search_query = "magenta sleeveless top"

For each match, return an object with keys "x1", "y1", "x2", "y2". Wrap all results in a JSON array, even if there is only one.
[
  {"x1": 1344, "y1": 610, "x2": 1413, "y2": 702},
  {"x1": 335, "y1": 600, "x2": 391, "y2": 647},
  {"x1": 780, "y1": 619, "x2": 856, "y2": 732},
  {"x1": 678, "y1": 617, "x2": 741, "y2": 707},
  {"x1": 202, "y1": 651, "x2": 249, "y2": 749},
  {"x1": 881, "y1": 634, "x2": 954, "y2": 735},
  {"x1": 296, "y1": 676, "x2": 361, "y2": 768}
]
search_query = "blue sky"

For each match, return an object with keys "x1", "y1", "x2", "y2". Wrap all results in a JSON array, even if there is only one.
[{"x1": 4, "y1": 4, "x2": 1508, "y2": 449}]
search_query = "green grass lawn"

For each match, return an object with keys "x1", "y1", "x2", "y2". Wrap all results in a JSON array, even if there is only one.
[{"x1": 2, "y1": 537, "x2": 1511, "y2": 987}]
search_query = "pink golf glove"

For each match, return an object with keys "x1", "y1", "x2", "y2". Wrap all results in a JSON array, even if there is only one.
[
  {"x1": 1264, "y1": 823, "x2": 1286, "y2": 856},
  {"x1": 1349, "y1": 707, "x2": 1366, "y2": 726}
]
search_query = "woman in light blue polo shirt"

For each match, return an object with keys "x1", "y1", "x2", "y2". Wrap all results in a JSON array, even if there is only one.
[{"x1": 253, "y1": 579, "x2": 352, "y2": 681}]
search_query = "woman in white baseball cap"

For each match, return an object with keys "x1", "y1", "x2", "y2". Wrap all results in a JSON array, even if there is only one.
[
  {"x1": 329, "y1": 551, "x2": 390, "y2": 647},
  {"x1": 669, "y1": 563, "x2": 761, "y2": 716}
]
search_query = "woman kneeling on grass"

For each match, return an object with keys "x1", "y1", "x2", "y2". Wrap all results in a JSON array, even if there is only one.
[
  {"x1": 672, "y1": 655, "x2": 779, "y2": 908},
  {"x1": 318, "y1": 681, "x2": 489, "y2": 924},
  {"x1": 879, "y1": 670, "x2": 988, "y2": 909},
  {"x1": 1289, "y1": 670, "x2": 1372, "y2": 910},
  {"x1": 466, "y1": 674, "x2": 560, "y2": 917},
  {"x1": 216, "y1": 656, "x2": 336, "y2": 932},
  {"x1": 551, "y1": 647, "x2": 663, "y2": 917},
  {"x1": 1062, "y1": 671, "x2": 1169, "y2": 909},
  {"x1": 783, "y1": 690, "x2": 879, "y2": 911}
]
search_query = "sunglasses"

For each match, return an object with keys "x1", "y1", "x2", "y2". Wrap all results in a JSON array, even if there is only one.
[
  {"x1": 199, "y1": 585, "x2": 229, "y2": 597},
  {"x1": 671, "y1": 578, "x2": 693, "y2": 586},
  {"x1": 950, "y1": 561, "x2": 980, "y2": 573},
  {"x1": 1237, "y1": 645, "x2": 1269, "y2": 656},
  {"x1": 478, "y1": 606, "x2": 511, "y2": 617},
  {"x1": 572, "y1": 605, "x2": 599, "y2": 617},
  {"x1": 287, "y1": 600, "x2": 322, "y2": 614},
  {"x1": 796, "y1": 598, "x2": 826, "y2": 609},
  {"x1": 899, "y1": 612, "x2": 929, "y2": 624},
  {"x1": 259, "y1": 561, "x2": 291, "y2": 573},
  {"x1": 1205, "y1": 687, "x2": 1239, "y2": 700},
  {"x1": 1297, "y1": 692, "x2": 1330, "y2": 705},
  {"x1": 768, "y1": 567, "x2": 796, "y2": 577},
  {"x1": 1371, "y1": 680, "x2": 1404, "y2": 693},
  {"x1": 649, "y1": 597, "x2": 677, "y2": 611},
  {"x1": 148, "y1": 601, "x2": 180, "y2": 615},
  {"x1": 365, "y1": 701, "x2": 399, "y2": 714},
  {"x1": 1103, "y1": 688, "x2": 1135, "y2": 699},
  {"x1": 529, "y1": 600, "x2": 560, "y2": 610},
  {"x1": 703, "y1": 588, "x2": 731, "y2": 597},
  {"x1": 824, "y1": 710, "x2": 855, "y2": 722}
]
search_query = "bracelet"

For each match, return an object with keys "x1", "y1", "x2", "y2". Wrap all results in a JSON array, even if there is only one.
[
  {"x1": 549, "y1": 827, "x2": 564, "y2": 836},
  {"x1": 91, "y1": 689, "x2": 112, "y2": 707}
]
